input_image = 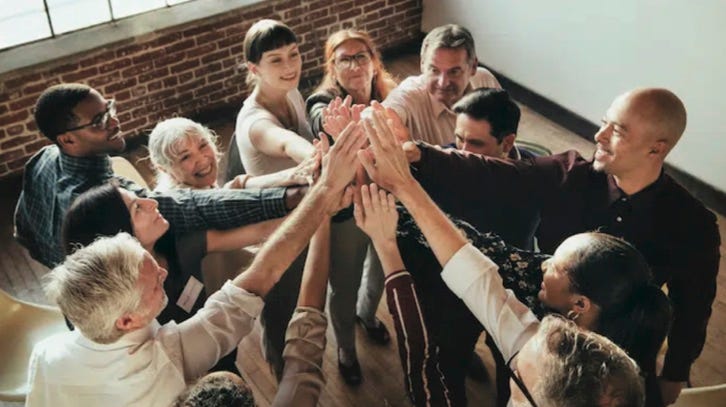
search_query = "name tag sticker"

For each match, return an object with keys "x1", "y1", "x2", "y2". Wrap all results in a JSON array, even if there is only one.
[{"x1": 177, "y1": 276, "x2": 204, "y2": 313}]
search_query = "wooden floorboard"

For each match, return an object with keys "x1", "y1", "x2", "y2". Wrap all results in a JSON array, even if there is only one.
[{"x1": 1, "y1": 53, "x2": 725, "y2": 407}]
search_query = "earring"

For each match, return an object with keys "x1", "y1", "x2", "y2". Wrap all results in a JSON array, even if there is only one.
[{"x1": 566, "y1": 310, "x2": 581, "y2": 322}]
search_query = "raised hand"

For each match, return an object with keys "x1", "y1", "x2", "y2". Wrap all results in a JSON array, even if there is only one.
[
  {"x1": 322, "y1": 96, "x2": 366, "y2": 140},
  {"x1": 358, "y1": 108, "x2": 416, "y2": 194},
  {"x1": 319, "y1": 121, "x2": 367, "y2": 193},
  {"x1": 370, "y1": 101, "x2": 410, "y2": 143},
  {"x1": 354, "y1": 183, "x2": 398, "y2": 245}
]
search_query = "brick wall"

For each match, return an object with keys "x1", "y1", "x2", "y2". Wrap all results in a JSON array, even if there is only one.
[{"x1": 0, "y1": 0, "x2": 422, "y2": 178}]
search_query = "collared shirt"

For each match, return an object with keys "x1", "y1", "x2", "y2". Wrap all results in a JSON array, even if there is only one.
[
  {"x1": 14, "y1": 145, "x2": 288, "y2": 268},
  {"x1": 272, "y1": 307, "x2": 328, "y2": 407},
  {"x1": 382, "y1": 67, "x2": 501, "y2": 145},
  {"x1": 414, "y1": 145, "x2": 721, "y2": 381},
  {"x1": 26, "y1": 282, "x2": 264, "y2": 407}
]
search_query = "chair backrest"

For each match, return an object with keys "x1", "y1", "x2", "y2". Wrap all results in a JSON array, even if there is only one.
[
  {"x1": 0, "y1": 289, "x2": 67, "y2": 401},
  {"x1": 515, "y1": 140, "x2": 553, "y2": 158},
  {"x1": 110, "y1": 156, "x2": 149, "y2": 188},
  {"x1": 670, "y1": 383, "x2": 726, "y2": 407},
  {"x1": 223, "y1": 132, "x2": 246, "y2": 183}
]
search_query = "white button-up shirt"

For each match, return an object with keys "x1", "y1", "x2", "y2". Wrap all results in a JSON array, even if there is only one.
[{"x1": 26, "y1": 282, "x2": 263, "y2": 407}]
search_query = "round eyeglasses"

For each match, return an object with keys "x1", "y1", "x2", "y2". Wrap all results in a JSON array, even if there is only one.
[{"x1": 334, "y1": 52, "x2": 371, "y2": 70}]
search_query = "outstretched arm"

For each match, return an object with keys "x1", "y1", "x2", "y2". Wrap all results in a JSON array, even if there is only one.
[
  {"x1": 360, "y1": 108, "x2": 540, "y2": 360},
  {"x1": 234, "y1": 121, "x2": 365, "y2": 298},
  {"x1": 354, "y1": 183, "x2": 452, "y2": 407},
  {"x1": 272, "y1": 219, "x2": 331, "y2": 407}
]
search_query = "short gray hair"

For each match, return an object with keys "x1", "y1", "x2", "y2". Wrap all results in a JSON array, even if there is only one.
[
  {"x1": 44, "y1": 233, "x2": 146, "y2": 344},
  {"x1": 534, "y1": 316, "x2": 644, "y2": 407},
  {"x1": 148, "y1": 117, "x2": 220, "y2": 189},
  {"x1": 421, "y1": 24, "x2": 477, "y2": 63}
]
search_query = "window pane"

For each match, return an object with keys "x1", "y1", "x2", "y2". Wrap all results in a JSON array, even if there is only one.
[
  {"x1": 0, "y1": 0, "x2": 50, "y2": 49},
  {"x1": 111, "y1": 0, "x2": 165, "y2": 19},
  {"x1": 47, "y1": 0, "x2": 111, "y2": 35}
]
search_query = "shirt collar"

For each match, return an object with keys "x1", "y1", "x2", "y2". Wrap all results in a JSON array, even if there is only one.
[
  {"x1": 59, "y1": 151, "x2": 114, "y2": 179},
  {"x1": 75, "y1": 320, "x2": 161, "y2": 351},
  {"x1": 607, "y1": 172, "x2": 666, "y2": 207}
]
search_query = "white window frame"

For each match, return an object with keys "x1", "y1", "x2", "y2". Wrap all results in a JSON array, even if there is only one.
[{"x1": 0, "y1": 0, "x2": 262, "y2": 75}]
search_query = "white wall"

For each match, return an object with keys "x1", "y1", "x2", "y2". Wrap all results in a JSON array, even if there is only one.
[{"x1": 423, "y1": 0, "x2": 726, "y2": 192}]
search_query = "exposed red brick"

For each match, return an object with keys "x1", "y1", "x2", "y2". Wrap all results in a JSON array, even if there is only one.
[
  {"x1": 0, "y1": 148, "x2": 25, "y2": 163},
  {"x1": 201, "y1": 49, "x2": 231, "y2": 64},
  {"x1": 24, "y1": 80, "x2": 57, "y2": 95},
  {"x1": 8, "y1": 157, "x2": 27, "y2": 170},
  {"x1": 339, "y1": 9, "x2": 361, "y2": 21},
  {"x1": 0, "y1": 0, "x2": 423, "y2": 178},
  {"x1": 4, "y1": 73, "x2": 42, "y2": 90},
  {"x1": 99, "y1": 58, "x2": 132, "y2": 74},
  {"x1": 139, "y1": 67, "x2": 169, "y2": 83},
  {"x1": 6, "y1": 125, "x2": 25, "y2": 137},
  {"x1": 121, "y1": 61, "x2": 155, "y2": 78},
  {"x1": 62, "y1": 67, "x2": 100, "y2": 83},
  {"x1": 165, "y1": 39, "x2": 196, "y2": 55},
  {"x1": 132, "y1": 49, "x2": 167, "y2": 65},
  {"x1": 170, "y1": 59, "x2": 201, "y2": 74},
  {"x1": 105, "y1": 78, "x2": 138, "y2": 94},
  {"x1": 0, "y1": 110, "x2": 28, "y2": 126},
  {"x1": 1, "y1": 134, "x2": 33, "y2": 149},
  {"x1": 187, "y1": 43, "x2": 218, "y2": 59},
  {"x1": 23, "y1": 139, "x2": 51, "y2": 154}
]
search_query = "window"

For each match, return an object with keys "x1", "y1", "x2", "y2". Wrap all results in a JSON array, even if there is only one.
[{"x1": 0, "y1": 0, "x2": 193, "y2": 50}]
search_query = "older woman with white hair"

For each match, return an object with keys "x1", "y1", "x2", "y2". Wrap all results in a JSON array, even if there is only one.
[{"x1": 148, "y1": 117, "x2": 315, "y2": 192}]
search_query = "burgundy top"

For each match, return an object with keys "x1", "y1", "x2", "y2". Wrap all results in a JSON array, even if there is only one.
[{"x1": 413, "y1": 144, "x2": 721, "y2": 381}]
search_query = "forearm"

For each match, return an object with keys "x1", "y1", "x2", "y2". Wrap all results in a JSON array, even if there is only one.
[
  {"x1": 153, "y1": 188, "x2": 288, "y2": 231},
  {"x1": 371, "y1": 238, "x2": 405, "y2": 277},
  {"x1": 395, "y1": 180, "x2": 468, "y2": 267},
  {"x1": 244, "y1": 168, "x2": 296, "y2": 189},
  {"x1": 284, "y1": 138, "x2": 315, "y2": 163},
  {"x1": 206, "y1": 217, "x2": 284, "y2": 253},
  {"x1": 384, "y1": 270, "x2": 451, "y2": 407},
  {"x1": 233, "y1": 184, "x2": 338, "y2": 297},
  {"x1": 297, "y1": 220, "x2": 332, "y2": 310}
]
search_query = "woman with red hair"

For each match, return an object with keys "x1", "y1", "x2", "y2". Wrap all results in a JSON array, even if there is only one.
[{"x1": 306, "y1": 29, "x2": 398, "y2": 385}]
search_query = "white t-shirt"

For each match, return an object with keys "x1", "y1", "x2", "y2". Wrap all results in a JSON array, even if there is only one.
[{"x1": 235, "y1": 89, "x2": 314, "y2": 175}]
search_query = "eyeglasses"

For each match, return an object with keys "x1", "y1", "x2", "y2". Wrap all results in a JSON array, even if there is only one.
[
  {"x1": 334, "y1": 52, "x2": 371, "y2": 70},
  {"x1": 63, "y1": 100, "x2": 117, "y2": 133},
  {"x1": 507, "y1": 351, "x2": 539, "y2": 407}
]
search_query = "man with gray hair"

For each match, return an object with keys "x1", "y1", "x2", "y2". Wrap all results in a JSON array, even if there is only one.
[
  {"x1": 382, "y1": 24, "x2": 501, "y2": 145},
  {"x1": 25, "y1": 122, "x2": 367, "y2": 406}
]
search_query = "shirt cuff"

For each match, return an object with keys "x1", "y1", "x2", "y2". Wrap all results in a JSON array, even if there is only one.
[
  {"x1": 219, "y1": 281, "x2": 264, "y2": 318},
  {"x1": 441, "y1": 243, "x2": 500, "y2": 296},
  {"x1": 260, "y1": 186, "x2": 288, "y2": 218}
]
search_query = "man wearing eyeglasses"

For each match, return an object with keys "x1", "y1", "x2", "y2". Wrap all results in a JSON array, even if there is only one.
[
  {"x1": 382, "y1": 24, "x2": 501, "y2": 146},
  {"x1": 15, "y1": 83, "x2": 303, "y2": 269}
]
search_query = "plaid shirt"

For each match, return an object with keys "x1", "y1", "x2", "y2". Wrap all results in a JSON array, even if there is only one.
[{"x1": 15, "y1": 145, "x2": 288, "y2": 268}]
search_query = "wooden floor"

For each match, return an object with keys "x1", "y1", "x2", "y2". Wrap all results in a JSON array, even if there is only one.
[{"x1": 1, "y1": 53, "x2": 725, "y2": 406}]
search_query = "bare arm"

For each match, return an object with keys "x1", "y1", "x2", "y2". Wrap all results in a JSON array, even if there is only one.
[
  {"x1": 233, "y1": 122, "x2": 366, "y2": 297},
  {"x1": 205, "y1": 217, "x2": 284, "y2": 253},
  {"x1": 359, "y1": 106, "x2": 467, "y2": 266},
  {"x1": 296, "y1": 219, "x2": 331, "y2": 310},
  {"x1": 353, "y1": 183, "x2": 404, "y2": 275},
  {"x1": 249, "y1": 119, "x2": 314, "y2": 163}
]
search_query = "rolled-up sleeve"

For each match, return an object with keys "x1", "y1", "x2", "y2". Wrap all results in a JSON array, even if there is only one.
[
  {"x1": 176, "y1": 282, "x2": 263, "y2": 379},
  {"x1": 441, "y1": 244, "x2": 540, "y2": 361},
  {"x1": 272, "y1": 307, "x2": 327, "y2": 407}
]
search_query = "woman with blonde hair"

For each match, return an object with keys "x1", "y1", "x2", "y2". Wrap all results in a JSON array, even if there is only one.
[{"x1": 305, "y1": 29, "x2": 398, "y2": 385}]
